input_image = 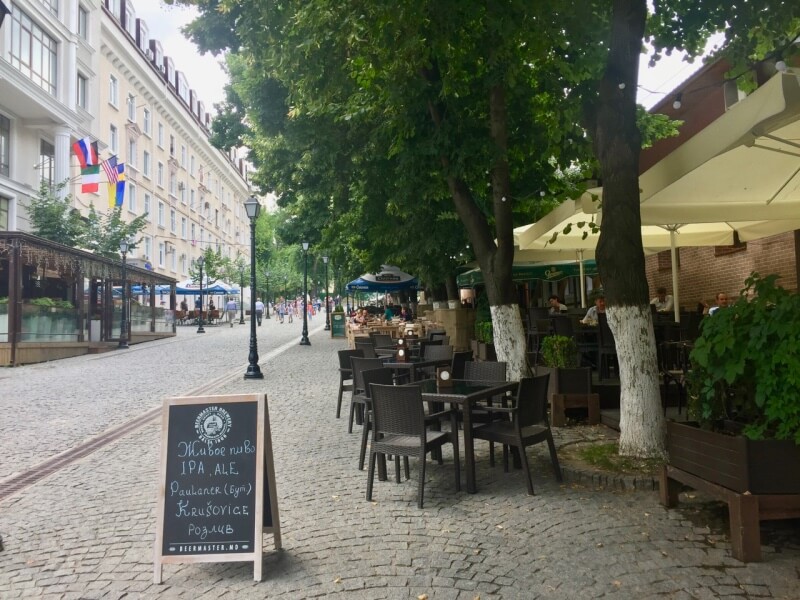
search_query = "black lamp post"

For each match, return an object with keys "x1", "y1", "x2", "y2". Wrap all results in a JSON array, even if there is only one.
[
  {"x1": 300, "y1": 241, "x2": 310, "y2": 345},
  {"x1": 196, "y1": 256, "x2": 205, "y2": 333},
  {"x1": 264, "y1": 271, "x2": 271, "y2": 319},
  {"x1": 238, "y1": 265, "x2": 246, "y2": 324},
  {"x1": 244, "y1": 196, "x2": 263, "y2": 379},
  {"x1": 322, "y1": 256, "x2": 330, "y2": 331},
  {"x1": 118, "y1": 239, "x2": 130, "y2": 349}
]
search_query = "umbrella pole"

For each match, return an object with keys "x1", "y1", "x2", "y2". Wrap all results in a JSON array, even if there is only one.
[
  {"x1": 670, "y1": 229, "x2": 681, "y2": 323},
  {"x1": 578, "y1": 250, "x2": 587, "y2": 308}
]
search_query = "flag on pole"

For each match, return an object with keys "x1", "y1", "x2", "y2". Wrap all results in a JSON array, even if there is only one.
[
  {"x1": 114, "y1": 163, "x2": 126, "y2": 207},
  {"x1": 0, "y1": 2, "x2": 11, "y2": 28},
  {"x1": 72, "y1": 137, "x2": 99, "y2": 169},
  {"x1": 80, "y1": 165, "x2": 100, "y2": 193},
  {"x1": 103, "y1": 156, "x2": 119, "y2": 207}
]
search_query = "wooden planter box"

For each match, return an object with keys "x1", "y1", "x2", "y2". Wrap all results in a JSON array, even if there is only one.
[
  {"x1": 667, "y1": 421, "x2": 800, "y2": 495},
  {"x1": 477, "y1": 341, "x2": 496, "y2": 361}
]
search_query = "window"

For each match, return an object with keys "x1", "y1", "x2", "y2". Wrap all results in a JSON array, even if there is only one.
[
  {"x1": 169, "y1": 134, "x2": 175, "y2": 157},
  {"x1": 144, "y1": 193, "x2": 151, "y2": 221},
  {"x1": 190, "y1": 155, "x2": 195, "y2": 176},
  {"x1": 181, "y1": 254, "x2": 187, "y2": 275},
  {"x1": 181, "y1": 145, "x2": 187, "y2": 167},
  {"x1": 214, "y1": 208, "x2": 219, "y2": 228},
  {"x1": 144, "y1": 236, "x2": 152, "y2": 261},
  {"x1": 181, "y1": 217, "x2": 187, "y2": 239},
  {"x1": 190, "y1": 189, "x2": 195, "y2": 210},
  {"x1": 170, "y1": 208, "x2": 176, "y2": 233},
  {"x1": 157, "y1": 162, "x2": 164, "y2": 187},
  {"x1": 127, "y1": 138, "x2": 137, "y2": 167},
  {"x1": 109, "y1": 75, "x2": 118, "y2": 106},
  {"x1": 0, "y1": 114, "x2": 9, "y2": 177},
  {"x1": 143, "y1": 150, "x2": 151, "y2": 177},
  {"x1": 157, "y1": 123, "x2": 164, "y2": 147},
  {"x1": 9, "y1": 7, "x2": 58, "y2": 96},
  {"x1": 39, "y1": 139, "x2": 55, "y2": 186},
  {"x1": 127, "y1": 94, "x2": 136, "y2": 121},
  {"x1": 158, "y1": 242, "x2": 165, "y2": 267},
  {"x1": 191, "y1": 223, "x2": 196, "y2": 245},
  {"x1": 128, "y1": 182, "x2": 137, "y2": 212},
  {"x1": 109, "y1": 124, "x2": 118, "y2": 154},
  {"x1": 124, "y1": 2, "x2": 135, "y2": 38},
  {"x1": 171, "y1": 248, "x2": 177, "y2": 271},
  {"x1": 169, "y1": 172, "x2": 176, "y2": 196},
  {"x1": 76, "y1": 74, "x2": 87, "y2": 109},
  {"x1": 77, "y1": 6, "x2": 88, "y2": 40},
  {"x1": 0, "y1": 197, "x2": 9, "y2": 230},
  {"x1": 180, "y1": 185, "x2": 186, "y2": 204},
  {"x1": 157, "y1": 201, "x2": 165, "y2": 227},
  {"x1": 142, "y1": 109, "x2": 151, "y2": 135}
]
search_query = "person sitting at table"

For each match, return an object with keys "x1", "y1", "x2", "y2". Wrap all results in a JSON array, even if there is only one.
[
  {"x1": 180, "y1": 298, "x2": 189, "y2": 312},
  {"x1": 548, "y1": 294, "x2": 568, "y2": 314},
  {"x1": 208, "y1": 299, "x2": 215, "y2": 312},
  {"x1": 400, "y1": 306, "x2": 413, "y2": 321},
  {"x1": 581, "y1": 294, "x2": 606, "y2": 325},
  {"x1": 704, "y1": 291, "x2": 729, "y2": 316},
  {"x1": 650, "y1": 287, "x2": 674, "y2": 313},
  {"x1": 383, "y1": 305, "x2": 394, "y2": 322}
]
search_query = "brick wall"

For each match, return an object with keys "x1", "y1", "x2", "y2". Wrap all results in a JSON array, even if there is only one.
[{"x1": 645, "y1": 231, "x2": 799, "y2": 309}]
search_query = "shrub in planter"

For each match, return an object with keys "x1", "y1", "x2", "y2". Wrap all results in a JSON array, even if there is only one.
[
  {"x1": 540, "y1": 335, "x2": 579, "y2": 368},
  {"x1": 688, "y1": 272, "x2": 800, "y2": 444}
]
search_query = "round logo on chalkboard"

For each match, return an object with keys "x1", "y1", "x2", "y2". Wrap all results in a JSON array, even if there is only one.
[{"x1": 195, "y1": 406, "x2": 232, "y2": 446}]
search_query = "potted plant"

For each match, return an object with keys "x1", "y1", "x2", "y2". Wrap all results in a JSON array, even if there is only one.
[
  {"x1": 538, "y1": 335, "x2": 593, "y2": 417},
  {"x1": 668, "y1": 272, "x2": 800, "y2": 494},
  {"x1": 474, "y1": 320, "x2": 496, "y2": 361}
]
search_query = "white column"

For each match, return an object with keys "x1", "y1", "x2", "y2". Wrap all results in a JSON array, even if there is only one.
[{"x1": 54, "y1": 126, "x2": 72, "y2": 200}]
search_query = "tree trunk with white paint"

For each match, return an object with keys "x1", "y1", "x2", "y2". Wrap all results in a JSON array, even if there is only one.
[
  {"x1": 490, "y1": 304, "x2": 530, "y2": 382},
  {"x1": 608, "y1": 306, "x2": 666, "y2": 459}
]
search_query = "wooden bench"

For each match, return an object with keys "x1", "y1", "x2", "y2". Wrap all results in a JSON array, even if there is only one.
[{"x1": 660, "y1": 464, "x2": 800, "y2": 562}]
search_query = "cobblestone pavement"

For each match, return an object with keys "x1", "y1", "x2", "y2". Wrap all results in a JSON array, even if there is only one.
[{"x1": 1, "y1": 321, "x2": 798, "y2": 599}]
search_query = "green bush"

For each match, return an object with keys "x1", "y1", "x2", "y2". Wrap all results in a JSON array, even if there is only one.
[
  {"x1": 540, "y1": 335, "x2": 579, "y2": 368},
  {"x1": 689, "y1": 273, "x2": 800, "y2": 443},
  {"x1": 333, "y1": 304, "x2": 344, "y2": 313},
  {"x1": 29, "y1": 297, "x2": 56, "y2": 307}
]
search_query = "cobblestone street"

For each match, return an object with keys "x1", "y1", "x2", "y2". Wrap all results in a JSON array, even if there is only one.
[{"x1": 1, "y1": 320, "x2": 798, "y2": 599}]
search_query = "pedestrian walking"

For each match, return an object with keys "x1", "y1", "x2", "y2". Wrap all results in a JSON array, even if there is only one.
[
  {"x1": 226, "y1": 297, "x2": 237, "y2": 327},
  {"x1": 255, "y1": 298, "x2": 265, "y2": 326}
]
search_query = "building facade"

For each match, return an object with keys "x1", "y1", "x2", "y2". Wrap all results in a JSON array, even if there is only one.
[{"x1": 0, "y1": 0, "x2": 253, "y2": 280}]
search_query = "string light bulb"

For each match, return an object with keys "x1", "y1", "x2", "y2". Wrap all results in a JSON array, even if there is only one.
[
  {"x1": 672, "y1": 93, "x2": 683, "y2": 110},
  {"x1": 776, "y1": 60, "x2": 788, "y2": 73},
  {"x1": 618, "y1": 82, "x2": 626, "y2": 89}
]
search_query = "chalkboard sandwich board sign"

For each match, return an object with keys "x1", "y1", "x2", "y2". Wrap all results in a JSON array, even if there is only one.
[{"x1": 153, "y1": 393, "x2": 281, "y2": 583}]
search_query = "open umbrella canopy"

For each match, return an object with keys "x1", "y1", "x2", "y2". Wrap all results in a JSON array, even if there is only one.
[
  {"x1": 174, "y1": 278, "x2": 239, "y2": 295},
  {"x1": 345, "y1": 265, "x2": 418, "y2": 293},
  {"x1": 457, "y1": 260, "x2": 598, "y2": 288}
]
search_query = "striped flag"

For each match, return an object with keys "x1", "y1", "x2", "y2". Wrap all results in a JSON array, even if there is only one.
[
  {"x1": 0, "y1": 2, "x2": 10, "y2": 28},
  {"x1": 80, "y1": 165, "x2": 100, "y2": 193},
  {"x1": 72, "y1": 137, "x2": 99, "y2": 169},
  {"x1": 101, "y1": 156, "x2": 118, "y2": 184},
  {"x1": 114, "y1": 163, "x2": 126, "y2": 207}
]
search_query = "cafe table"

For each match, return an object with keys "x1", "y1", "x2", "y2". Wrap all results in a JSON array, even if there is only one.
[
  {"x1": 411, "y1": 378, "x2": 519, "y2": 494},
  {"x1": 381, "y1": 355, "x2": 452, "y2": 382}
]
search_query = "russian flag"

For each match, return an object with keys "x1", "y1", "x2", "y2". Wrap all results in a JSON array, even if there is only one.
[{"x1": 72, "y1": 137, "x2": 99, "y2": 169}]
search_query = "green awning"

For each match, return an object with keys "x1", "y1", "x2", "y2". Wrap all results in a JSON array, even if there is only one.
[{"x1": 456, "y1": 260, "x2": 598, "y2": 288}]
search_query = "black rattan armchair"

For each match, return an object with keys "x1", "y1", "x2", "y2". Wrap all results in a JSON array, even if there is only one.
[{"x1": 336, "y1": 349, "x2": 363, "y2": 419}]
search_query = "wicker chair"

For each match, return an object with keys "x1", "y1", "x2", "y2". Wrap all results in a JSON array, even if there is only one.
[
  {"x1": 348, "y1": 356, "x2": 384, "y2": 433},
  {"x1": 451, "y1": 350, "x2": 474, "y2": 379},
  {"x1": 354, "y1": 339, "x2": 378, "y2": 359},
  {"x1": 366, "y1": 383, "x2": 460, "y2": 508},
  {"x1": 463, "y1": 360, "x2": 508, "y2": 465},
  {"x1": 472, "y1": 374, "x2": 563, "y2": 495},
  {"x1": 336, "y1": 349, "x2": 363, "y2": 419},
  {"x1": 370, "y1": 333, "x2": 395, "y2": 349},
  {"x1": 358, "y1": 367, "x2": 398, "y2": 472},
  {"x1": 419, "y1": 344, "x2": 454, "y2": 379}
]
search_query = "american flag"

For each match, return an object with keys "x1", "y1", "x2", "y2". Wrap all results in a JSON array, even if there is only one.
[{"x1": 101, "y1": 156, "x2": 118, "y2": 184}]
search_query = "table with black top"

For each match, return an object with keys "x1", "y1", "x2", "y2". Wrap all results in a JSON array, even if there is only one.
[
  {"x1": 412, "y1": 378, "x2": 519, "y2": 493},
  {"x1": 381, "y1": 355, "x2": 452, "y2": 382}
]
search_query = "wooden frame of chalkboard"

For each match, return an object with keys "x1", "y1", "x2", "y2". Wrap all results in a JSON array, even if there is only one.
[{"x1": 153, "y1": 393, "x2": 281, "y2": 583}]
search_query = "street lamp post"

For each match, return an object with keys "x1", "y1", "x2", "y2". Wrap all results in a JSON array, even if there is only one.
[
  {"x1": 196, "y1": 256, "x2": 206, "y2": 333},
  {"x1": 238, "y1": 266, "x2": 246, "y2": 324},
  {"x1": 322, "y1": 256, "x2": 330, "y2": 331},
  {"x1": 264, "y1": 271, "x2": 271, "y2": 319},
  {"x1": 243, "y1": 196, "x2": 263, "y2": 379},
  {"x1": 118, "y1": 239, "x2": 130, "y2": 349},
  {"x1": 300, "y1": 242, "x2": 310, "y2": 345}
]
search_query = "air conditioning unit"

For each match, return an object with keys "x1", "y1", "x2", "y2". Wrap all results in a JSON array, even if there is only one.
[
  {"x1": 177, "y1": 182, "x2": 185, "y2": 191},
  {"x1": 146, "y1": 49, "x2": 154, "y2": 60},
  {"x1": 159, "y1": 64, "x2": 166, "y2": 73}
]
